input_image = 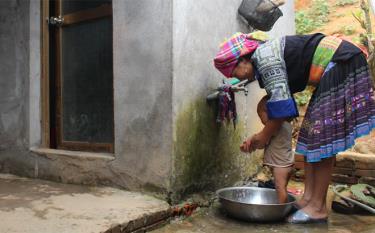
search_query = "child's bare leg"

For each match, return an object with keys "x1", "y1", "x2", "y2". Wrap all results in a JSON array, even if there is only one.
[{"x1": 273, "y1": 166, "x2": 292, "y2": 203}]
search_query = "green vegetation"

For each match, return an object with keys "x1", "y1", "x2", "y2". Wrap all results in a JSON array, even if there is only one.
[
  {"x1": 340, "y1": 25, "x2": 356, "y2": 35},
  {"x1": 295, "y1": 11, "x2": 317, "y2": 35},
  {"x1": 294, "y1": 87, "x2": 314, "y2": 106},
  {"x1": 354, "y1": 0, "x2": 375, "y2": 85},
  {"x1": 352, "y1": 8, "x2": 373, "y2": 47},
  {"x1": 295, "y1": 0, "x2": 330, "y2": 34},
  {"x1": 334, "y1": 13, "x2": 346, "y2": 18},
  {"x1": 336, "y1": 0, "x2": 358, "y2": 6},
  {"x1": 310, "y1": 0, "x2": 330, "y2": 20}
]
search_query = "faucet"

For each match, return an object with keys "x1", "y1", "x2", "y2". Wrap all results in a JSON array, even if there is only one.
[{"x1": 206, "y1": 79, "x2": 250, "y2": 101}]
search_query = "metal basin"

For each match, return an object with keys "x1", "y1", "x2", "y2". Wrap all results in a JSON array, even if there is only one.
[{"x1": 216, "y1": 187, "x2": 296, "y2": 222}]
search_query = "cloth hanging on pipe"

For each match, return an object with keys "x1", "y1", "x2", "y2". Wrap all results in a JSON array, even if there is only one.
[{"x1": 216, "y1": 84, "x2": 237, "y2": 127}]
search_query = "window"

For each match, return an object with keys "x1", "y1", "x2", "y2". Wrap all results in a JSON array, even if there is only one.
[{"x1": 43, "y1": 0, "x2": 114, "y2": 152}]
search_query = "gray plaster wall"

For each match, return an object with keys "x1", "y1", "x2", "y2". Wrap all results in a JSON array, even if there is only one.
[
  {"x1": 29, "y1": 0, "x2": 42, "y2": 148},
  {"x1": 0, "y1": 0, "x2": 30, "y2": 163},
  {"x1": 268, "y1": 0, "x2": 295, "y2": 38},
  {"x1": 112, "y1": 0, "x2": 173, "y2": 191},
  {"x1": 171, "y1": 0, "x2": 264, "y2": 197}
]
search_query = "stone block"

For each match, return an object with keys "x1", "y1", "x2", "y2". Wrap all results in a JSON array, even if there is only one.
[
  {"x1": 333, "y1": 167, "x2": 355, "y2": 176},
  {"x1": 359, "y1": 177, "x2": 375, "y2": 186},
  {"x1": 122, "y1": 209, "x2": 171, "y2": 233},
  {"x1": 110, "y1": 225, "x2": 122, "y2": 233},
  {"x1": 334, "y1": 157, "x2": 355, "y2": 169},
  {"x1": 338, "y1": 152, "x2": 375, "y2": 170},
  {"x1": 355, "y1": 160, "x2": 375, "y2": 170},
  {"x1": 332, "y1": 174, "x2": 358, "y2": 184},
  {"x1": 355, "y1": 169, "x2": 375, "y2": 178}
]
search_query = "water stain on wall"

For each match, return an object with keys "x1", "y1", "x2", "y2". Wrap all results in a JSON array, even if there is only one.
[{"x1": 172, "y1": 98, "x2": 262, "y2": 201}]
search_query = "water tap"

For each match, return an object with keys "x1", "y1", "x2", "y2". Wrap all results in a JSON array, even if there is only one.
[{"x1": 206, "y1": 79, "x2": 250, "y2": 101}]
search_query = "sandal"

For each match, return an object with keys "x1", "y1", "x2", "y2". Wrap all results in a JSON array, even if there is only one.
[
  {"x1": 287, "y1": 210, "x2": 328, "y2": 224},
  {"x1": 289, "y1": 203, "x2": 300, "y2": 214}
]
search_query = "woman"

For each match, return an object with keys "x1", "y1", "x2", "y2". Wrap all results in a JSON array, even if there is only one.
[{"x1": 213, "y1": 32, "x2": 375, "y2": 223}]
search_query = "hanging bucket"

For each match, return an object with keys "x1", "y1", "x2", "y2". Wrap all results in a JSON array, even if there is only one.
[{"x1": 238, "y1": 0, "x2": 283, "y2": 31}]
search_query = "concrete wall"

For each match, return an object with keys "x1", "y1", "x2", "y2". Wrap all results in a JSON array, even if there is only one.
[
  {"x1": 269, "y1": 0, "x2": 295, "y2": 38},
  {"x1": 0, "y1": 0, "x2": 30, "y2": 170},
  {"x1": 170, "y1": 0, "x2": 263, "y2": 198},
  {"x1": 112, "y1": 0, "x2": 173, "y2": 192}
]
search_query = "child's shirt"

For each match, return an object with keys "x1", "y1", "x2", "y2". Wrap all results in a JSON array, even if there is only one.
[{"x1": 263, "y1": 121, "x2": 294, "y2": 168}]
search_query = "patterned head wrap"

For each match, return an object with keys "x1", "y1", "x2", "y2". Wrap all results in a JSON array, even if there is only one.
[{"x1": 214, "y1": 32, "x2": 268, "y2": 77}]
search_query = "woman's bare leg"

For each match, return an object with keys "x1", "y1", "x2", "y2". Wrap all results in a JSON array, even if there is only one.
[
  {"x1": 299, "y1": 157, "x2": 335, "y2": 219},
  {"x1": 296, "y1": 161, "x2": 314, "y2": 208}
]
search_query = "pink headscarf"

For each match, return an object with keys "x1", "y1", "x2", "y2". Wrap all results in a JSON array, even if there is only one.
[{"x1": 214, "y1": 32, "x2": 260, "y2": 78}]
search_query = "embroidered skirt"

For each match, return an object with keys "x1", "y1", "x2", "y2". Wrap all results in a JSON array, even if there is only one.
[{"x1": 296, "y1": 53, "x2": 375, "y2": 162}]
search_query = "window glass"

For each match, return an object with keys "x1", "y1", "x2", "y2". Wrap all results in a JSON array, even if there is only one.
[
  {"x1": 61, "y1": 17, "x2": 113, "y2": 143},
  {"x1": 63, "y1": 0, "x2": 111, "y2": 15}
]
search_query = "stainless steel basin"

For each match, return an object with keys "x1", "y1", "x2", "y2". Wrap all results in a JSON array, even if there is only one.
[{"x1": 216, "y1": 186, "x2": 296, "y2": 222}]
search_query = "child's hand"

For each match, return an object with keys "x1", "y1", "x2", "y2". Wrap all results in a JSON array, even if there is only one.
[
  {"x1": 250, "y1": 132, "x2": 269, "y2": 149},
  {"x1": 241, "y1": 131, "x2": 270, "y2": 153},
  {"x1": 240, "y1": 137, "x2": 255, "y2": 153}
]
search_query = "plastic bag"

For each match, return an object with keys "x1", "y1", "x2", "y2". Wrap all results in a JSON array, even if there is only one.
[{"x1": 238, "y1": 0, "x2": 283, "y2": 31}]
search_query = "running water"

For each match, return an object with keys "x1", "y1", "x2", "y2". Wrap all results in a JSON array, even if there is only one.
[
  {"x1": 237, "y1": 90, "x2": 251, "y2": 183},
  {"x1": 242, "y1": 91, "x2": 248, "y2": 141}
]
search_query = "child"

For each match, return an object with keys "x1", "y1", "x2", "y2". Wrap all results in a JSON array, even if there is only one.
[{"x1": 256, "y1": 95, "x2": 293, "y2": 203}]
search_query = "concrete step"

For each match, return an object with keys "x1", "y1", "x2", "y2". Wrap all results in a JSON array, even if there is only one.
[{"x1": 0, "y1": 174, "x2": 170, "y2": 233}]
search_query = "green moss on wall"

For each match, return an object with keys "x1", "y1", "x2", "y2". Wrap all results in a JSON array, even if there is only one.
[{"x1": 172, "y1": 98, "x2": 262, "y2": 201}]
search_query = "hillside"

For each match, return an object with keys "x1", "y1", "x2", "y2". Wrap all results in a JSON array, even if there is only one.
[{"x1": 295, "y1": 0, "x2": 374, "y2": 43}]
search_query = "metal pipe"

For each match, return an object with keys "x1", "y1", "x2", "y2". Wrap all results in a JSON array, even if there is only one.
[
  {"x1": 206, "y1": 79, "x2": 251, "y2": 101},
  {"x1": 332, "y1": 184, "x2": 375, "y2": 214}
]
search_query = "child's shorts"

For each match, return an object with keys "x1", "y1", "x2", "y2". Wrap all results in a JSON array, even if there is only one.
[{"x1": 263, "y1": 122, "x2": 294, "y2": 168}]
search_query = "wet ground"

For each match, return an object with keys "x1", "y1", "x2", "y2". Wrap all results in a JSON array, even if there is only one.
[{"x1": 152, "y1": 203, "x2": 375, "y2": 233}]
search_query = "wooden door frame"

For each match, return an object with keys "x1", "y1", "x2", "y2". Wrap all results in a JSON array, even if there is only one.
[
  {"x1": 41, "y1": 0, "x2": 114, "y2": 152},
  {"x1": 41, "y1": 0, "x2": 50, "y2": 148}
]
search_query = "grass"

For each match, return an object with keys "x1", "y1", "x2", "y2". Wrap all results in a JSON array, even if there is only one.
[
  {"x1": 335, "y1": 0, "x2": 358, "y2": 6},
  {"x1": 295, "y1": 0, "x2": 330, "y2": 35}
]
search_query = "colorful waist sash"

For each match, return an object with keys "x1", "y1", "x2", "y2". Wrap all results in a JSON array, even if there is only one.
[{"x1": 309, "y1": 36, "x2": 343, "y2": 84}]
